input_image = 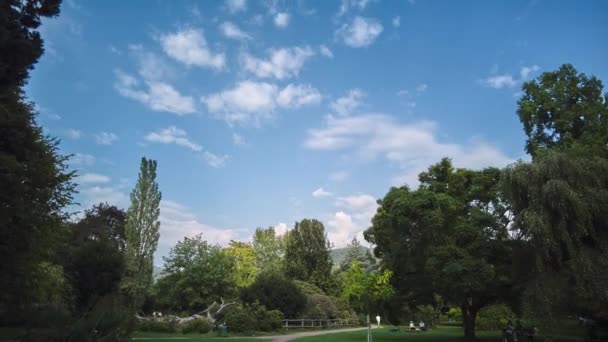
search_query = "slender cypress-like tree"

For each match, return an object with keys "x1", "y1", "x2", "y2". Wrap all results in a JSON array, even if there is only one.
[{"x1": 122, "y1": 157, "x2": 161, "y2": 311}]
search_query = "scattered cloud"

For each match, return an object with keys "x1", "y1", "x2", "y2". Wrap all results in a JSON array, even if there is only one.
[
  {"x1": 392, "y1": 16, "x2": 400, "y2": 27},
  {"x1": 336, "y1": 16, "x2": 383, "y2": 48},
  {"x1": 226, "y1": 0, "x2": 247, "y2": 13},
  {"x1": 128, "y1": 45, "x2": 174, "y2": 82},
  {"x1": 312, "y1": 187, "x2": 333, "y2": 198},
  {"x1": 329, "y1": 171, "x2": 349, "y2": 182},
  {"x1": 327, "y1": 192, "x2": 379, "y2": 247},
  {"x1": 66, "y1": 128, "x2": 82, "y2": 140},
  {"x1": 94, "y1": 131, "x2": 119, "y2": 145},
  {"x1": 202, "y1": 80, "x2": 321, "y2": 125},
  {"x1": 338, "y1": 0, "x2": 374, "y2": 16},
  {"x1": 416, "y1": 83, "x2": 428, "y2": 92},
  {"x1": 327, "y1": 211, "x2": 355, "y2": 247},
  {"x1": 109, "y1": 45, "x2": 122, "y2": 55},
  {"x1": 160, "y1": 28, "x2": 225, "y2": 70},
  {"x1": 330, "y1": 89, "x2": 365, "y2": 116},
  {"x1": 481, "y1": 65, "x2": 540, "y2": 89},
  {"x1": 220, "y1": 21, "x2": 251, "y2": 40},
  {"x1": 114, "y1": 69, "x2": 196, "y2": 115},
  {"x1": 336, "y1": 194, "x2": 378, "y2": 219},
  {"x1": 305, "y1": 114, "x2": 515, "y2": 186},
  {"x1": 157, "y1": 200, "x2": 248, "y2": 264},
  {"x1": 319, "y1": 45, "x2": 334, "y2": 58},
  {"x1": 232, "y1": 133, "x2": 246, "y2": 146},
  {"x1": 241, "y1": 46, "x2": 315, "y2": 80},
  {"x1": 274, "y1": 12, "x2": 290, "y2": 28},
  {"x1": 202, "y1": 151, "x2": 229, "y2": 168},
  {"x1": 274, "y1": 222, "x2": 289, "y2": 236},
  {"x1": 78, "y1": 172, "x2": 111, "y2": 184},
  {"x1": 70, "y1": 153, "x2": 96, "y2": 167},
  {"x1": 81, "y1": 185, "x2": 128, "y2": 207},
  {"x1": 145, "y1": 126, "x2": 202, "y2": 151}
]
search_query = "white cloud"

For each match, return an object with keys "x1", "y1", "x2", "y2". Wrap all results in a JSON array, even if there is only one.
[
  {"x1": 329, "y1": 171, "x2": 349, "y2": 182},
  {"x1": 336, "y1": 194, "x2": 378, "y2": 219},
  {"x1": 81, "y1": 185, "x2": 128, "y2": 207},
  {"x1": 114, "y1": 69, "x2": 195, "y2": 115},
  {"x1": 276, "y1": 84, "x2": 322, "y2": 108},
  {"x1": 70, "y1": 153, "x2": 96, "y2": 167},
  {"x1": 128, "y1": 45, "x2": 174, "y2": 82},
  {"x1": 274, "y1": 222, "x2": 289, "y2": 236},
  {"x1": 226, "y1": 0, "x2": 247, "y2": 13},
  {"x1": 157, "y1": 200, "x2": 248, "y2": 264},
  {"x1": 232, "y1": 133, "x2": 246, "y2": 146},
  {"x1": 274, "y1": 12, "x2": 290, "y2": 28},
  {"x1": 94, "y1": 132, "x2": 119, "y2": 145},
  {"x1": 327, "y1": 211, "x2": 355, "y2": 247},
  {"x1": 79, "y1": 172, "x2": 111, "y2": 184},
  {"x1": 330, "y1": 89, "x2": 365, "y2": 116},
  {"x1": 202, "y1": 80, "x2": 321, "y2": 125},
  {"x1": 312, "y1": 187, "x2": 333, "y2": 198},
  {"x1": 338, "y1": 0, "x2": 374, "y2": 16},
  {"x1": 337, "y1": 16, "x2": 383, "y2": 48},
  {"x1": 319, "y1": 45, "x2": 334, "y2": 58},
  {"x1": 66, "y1": 129, "x2": 82, "y2": 140},
  {"x1": 482, "y1": 65, "x2": 540, "y2": 89},
  {"x1": 160, "y1": 29, "x2": 225, "y2": 70},
  {"x1": 327, "y1": 193, "x2": 378, "y2": 247},
  {"x1": 416, "y1": 83, "x2": 428, "y2": 92},
  {"x1": 220, "y1": 21, "x2": 251, "y2": 40},
  {"x1": 520, "y1": 65, "x2": 540, "y2": 80},
  {"x1": 392, "y1": 16, "x2": 400, "y2": 27},
  {"x1": 202, "y1": 151, "x2": 229, "y2": 168},
  {"x1": 145, "y1": 126, "x2": 202, "y2": 152},
  {"x1": 241, "y1": 46, "x2": 315, "y2": 80},
  {"x1": 305, "y1": 114, "x2": 515, "y2": 187}
]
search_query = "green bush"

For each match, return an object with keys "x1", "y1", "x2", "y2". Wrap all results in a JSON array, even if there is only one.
[
  {"x1": 181, "y1": 318, "x2": 212, "y2": 334},
  {"x1": 447, "y1": 307, "x2": 462, "y2": 323},
  {"x1": 224, "y1": 305, "x2": 257, "y2": 334},
  {"x1": 267, "y1": 310, "x2": 284, "y2": 331},
  {"x1": 137, "y1": 320, "x2": 176, "y2": 333},
  {"x1": 476, "y1": 304, "x2": 515, "y2": 331},
  {"x1": 240, "y1": 271, "x2": 307, "y2": 318}
]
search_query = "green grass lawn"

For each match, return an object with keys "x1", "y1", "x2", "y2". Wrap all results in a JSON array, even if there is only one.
[
  {"x1": 132, "y1": 331, "x2": 261, "y2": 341},
  {"x1": 292, "y1": 325, "x2": 585, "y2": 342}
]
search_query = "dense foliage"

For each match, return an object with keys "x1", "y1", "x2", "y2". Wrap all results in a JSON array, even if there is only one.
[{"x1": 240, "y1": 271, "x2": 306, "y2": 318}]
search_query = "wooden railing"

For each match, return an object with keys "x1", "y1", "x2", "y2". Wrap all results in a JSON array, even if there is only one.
[{"x1": 282, "y1": 319, "x2": 362, "y2": 329}]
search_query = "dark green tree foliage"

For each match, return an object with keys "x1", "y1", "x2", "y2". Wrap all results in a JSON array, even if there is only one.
[
  {"x1": 123, "y1": 157, "x2": 161, "y2": 311},
  {"x1": 517, "y1": 63, "x2": 608, "y2": 158},
  {"x1": 240, "y1": 271, "x2": 306, "y2": 318},
  {"x1": 65, "y1": 203, "x2": 127, "y2": 309},
  {"x1": 0, "y1": 0, "x2": 76, "y2": 322},
  {"x1": 504, "y1": 64, "x2": 608, "y2": 322},
  {"x1": 339, "y1": 237, "x2": 376, "y2": 273},
  {"x1": 155, "y1": 234, "x2": 236, "y2": 313},
  {"x1": 0, "y1": 0, "x2": 61, "y2": 91},
  {"x1": 284, "y1": 219, "x2": 333, "y2": 291},
  {"x1": 365, "y1": 159, "x2": 514, "y2": 341}
]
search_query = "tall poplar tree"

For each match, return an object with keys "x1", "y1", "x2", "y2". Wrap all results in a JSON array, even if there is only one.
[{"x1": 122, "y1": 157, "x2": 161, "y2": 311}]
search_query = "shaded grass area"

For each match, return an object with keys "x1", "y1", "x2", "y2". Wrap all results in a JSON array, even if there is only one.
[
  {"x1": 292, "y1": 325, "x2": 585, "y2": 342},
  {"x1": 132, "y1": 331, "x2": 261, "y2": 341}
]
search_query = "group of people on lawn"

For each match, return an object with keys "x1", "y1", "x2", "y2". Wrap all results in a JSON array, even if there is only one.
[{"x1": 408, "y1": 320, "x2": 427, "y2": 332}]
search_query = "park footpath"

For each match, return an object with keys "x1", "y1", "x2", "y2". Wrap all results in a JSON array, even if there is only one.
[{"x1": 257, "y1": 326, "x2": 369, "y2": 342}]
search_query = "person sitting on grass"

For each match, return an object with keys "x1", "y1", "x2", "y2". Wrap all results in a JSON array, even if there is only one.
[
  {"x1": 409, "y1": 321, "x2": 416, "y2": 331},
  {"x1": 419, "y1": 320, "x2": 426, "y2": 331}
]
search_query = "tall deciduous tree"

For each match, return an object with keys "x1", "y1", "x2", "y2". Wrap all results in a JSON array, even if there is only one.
[
  {"x1": 284, "y1": 219, "x2": 333, "y2": 291},
  {"x1": 225, "y1": 241, "x2": 258, "y2": 288},
  {"x1": 252, "y1": 227, "x2": 285, "y2": 273},
  {"x1": 155, "y1": 234, "x2": 236, "y2": 313},
  {"x1": 123, "y1": 157, "x2": 161, "y2": 311},
  {"x1": 365, "y1": 159, "x2": 515, "y2": 341},
  {"x1": 504, "y1": 64, "x2": 608, "y2": 322}
]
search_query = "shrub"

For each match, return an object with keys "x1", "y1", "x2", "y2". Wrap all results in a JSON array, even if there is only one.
[
  {"x1": 267, "y1": 310, "x2": 284, "y2": 331},
  {"x1": 476, "y1": 304, "x2": 515, "y2": 331},
  {"x1": 224, "y1": 305, "x2": 257, "y2": 334},
  {"x1": 447, "y1": 307, "x2": 462, "y2": 323},
  {"x1": 415, "y1": 305, "x2": 436, "y2": 326},
  {"x1": 240, "y1": 271, "x2": 306, "y2": 318},
  {"x1": 181, "y1": 318, "x2": 212, "y2": 334},
  {"x1": 301, "y1": 294, "x2": 338, "y2": 319},
  {"x1": 137, "y1": 320, "x2": 176, "y2": 333}
]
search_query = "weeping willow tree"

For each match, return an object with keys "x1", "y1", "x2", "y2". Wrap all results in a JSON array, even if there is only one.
[{"x1": 503, "y1": 64, "x2": 608, "y2": 324}]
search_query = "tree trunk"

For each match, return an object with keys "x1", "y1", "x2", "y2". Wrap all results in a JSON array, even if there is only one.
[
  {"x1": 366, "y1": 313, "x2": 372, "y2": 342},
  {"x1": 461, "y1": 303, "x2": 478, "y2": 341}
]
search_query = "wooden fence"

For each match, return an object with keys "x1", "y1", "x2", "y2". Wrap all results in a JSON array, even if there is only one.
[{"x1": 282, "y1": 319, "x2": 362, "y2": 329}]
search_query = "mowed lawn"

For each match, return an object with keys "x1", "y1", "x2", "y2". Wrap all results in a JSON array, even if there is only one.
[
  {"x1": 293, "y1": 325, "x2": 585, "y2": 342},
  {"x1": 132, "y1": 331, "x2": 262, "y2": 341}
]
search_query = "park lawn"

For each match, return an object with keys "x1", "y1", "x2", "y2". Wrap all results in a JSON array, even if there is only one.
[
  {"x1": 132, "y1": 331, "x2": 262, "y2": 341},
  {"x1": 292, "y1": 325, "x2": 585, "y2": 342}
]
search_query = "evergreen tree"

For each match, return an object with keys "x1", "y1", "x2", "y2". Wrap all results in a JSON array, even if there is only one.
[{"x1": 122, "y1": 157, "x2": 161, "y2": 311}]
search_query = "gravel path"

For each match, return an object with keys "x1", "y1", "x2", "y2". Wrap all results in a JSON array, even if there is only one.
[{"x1": 260, "y1": 327, "x2": 369, "y2": 342}]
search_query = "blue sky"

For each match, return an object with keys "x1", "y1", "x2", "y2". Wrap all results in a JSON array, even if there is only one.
[{"x1": 27, "y1": 0, "x2": 608, "y2": 264}]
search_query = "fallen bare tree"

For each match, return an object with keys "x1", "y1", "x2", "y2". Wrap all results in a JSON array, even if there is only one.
[{"x1": 136, "y1": 298, "x2": 236, "y2": 325}]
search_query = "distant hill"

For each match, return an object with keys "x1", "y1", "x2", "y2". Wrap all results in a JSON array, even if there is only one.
[{"x1": 331, "y1": 246, "x2": 370, "y2": 268}]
